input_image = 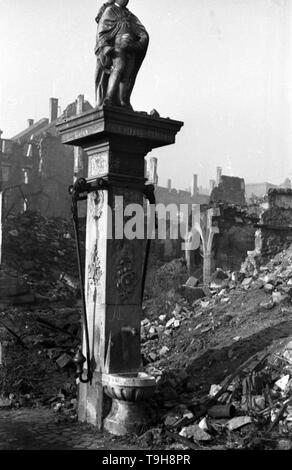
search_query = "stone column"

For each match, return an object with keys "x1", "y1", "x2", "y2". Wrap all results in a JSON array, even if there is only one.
[
  {"x1": 149, "y1": 157, "x2": 158, "y2": 186},
  {"x1": 0, "y1": 180, "x2": 2, "y2": 266},
  {"x1": 73, "y1": 95, "x2": 85, "y2": 183},
  {"x1": 0, "y1": 133, "x2": 3, "y2": 266},
  {"x1": 201, "y1": 208, "x2": 220, "y2": 284},
  {"x1": 216, "y1": 167, "x2": 222, "y2": 186},
  {"x1": 209, "y1": 179, "x2": 216, "y2": 194},
  {"x1": 57, "y1": 107, "x2": 183, "y2": 429},
  {"x1": 192, "y1": 174, "x2": 198, "y2": 197}
]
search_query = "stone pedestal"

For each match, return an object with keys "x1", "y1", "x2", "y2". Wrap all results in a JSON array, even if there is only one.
[
  {"x1": 0, "y1": 186, "x2": 2, "y2": 265},
  {"x1": 102, "y1": 372, "x2": 156, "y2": 435},
  {"x1": 56, "y1": 106, "x2": 183, "y2": 430}
]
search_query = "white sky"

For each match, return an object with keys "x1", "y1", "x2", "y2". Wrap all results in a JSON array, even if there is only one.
[{"x1": 0, "y1": 0, "x2": 292, "y2": 189}]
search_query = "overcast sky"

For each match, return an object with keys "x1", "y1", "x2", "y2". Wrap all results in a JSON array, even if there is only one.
[{"x1": 0, "y1": 0, "x2": 292, "y2": 189}]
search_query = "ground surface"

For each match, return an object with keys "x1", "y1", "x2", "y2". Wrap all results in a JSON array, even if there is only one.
[
  {"x1": 1, "y1": 213, "x2": 292, "y2": 450},
  {"x1": 0, "y1": 408, "x2": 141, "y2": 450}
]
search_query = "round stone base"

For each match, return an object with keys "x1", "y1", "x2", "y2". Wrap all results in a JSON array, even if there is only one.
[{"x1": 103, "y1": 399, "x2": 154, "y2": 436}]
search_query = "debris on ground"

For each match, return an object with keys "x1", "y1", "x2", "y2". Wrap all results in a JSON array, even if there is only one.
[
  {"x1": 1, "y1": 211, "x2": 84, "y2": 303},
  {"x1": 137, "y1": 244, "x2": 292, "y2": 449},
  {"x1": 2, "y1": 211, "x2": 292, "y2": 448}
]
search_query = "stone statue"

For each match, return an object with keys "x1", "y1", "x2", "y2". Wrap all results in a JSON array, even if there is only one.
[{"x1": 94, "y1": 0, "x2": 149, "y2": 109}]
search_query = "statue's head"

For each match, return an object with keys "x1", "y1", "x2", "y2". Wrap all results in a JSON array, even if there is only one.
[{"x1": 115, "y1": 0, "x2": 129, "y2": 7}]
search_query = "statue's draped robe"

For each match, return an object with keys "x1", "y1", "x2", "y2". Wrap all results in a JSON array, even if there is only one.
[{"x1": 95, "y1": 4, "x2": 149, "y2": 106}]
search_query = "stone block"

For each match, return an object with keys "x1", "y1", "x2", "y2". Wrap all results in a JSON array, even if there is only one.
[
  {"x1": 179, "y1": 286, "x2": 206, "y2": 302},
  {"x1": 185, "y1": 277, "x2": 199, "y2": 288}
]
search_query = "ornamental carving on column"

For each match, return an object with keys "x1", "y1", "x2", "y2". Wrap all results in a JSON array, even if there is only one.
[
  {"x1": 89, "y1": 153, "x2": 108, "y2": 177},
  {"x1": 89, "y1": 191, "x2": 104, "y2": 221},
  {"x1": 116, "y1": 251, "x2": 137, "y2": 301},
  {"x1": 88, "y1": 243, "x2": 103, "y2": 288}
]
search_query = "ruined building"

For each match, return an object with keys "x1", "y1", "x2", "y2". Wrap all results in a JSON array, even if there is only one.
[
  {"x1": 256, "y1": 188, "x2": 292, "y2": 260},
  {"x1": 147, "y1": 157, "x2": 210, "y2": 208},
  {"x1": 0, "y1": 96, "x2": 92, "y2": 219},
  {"x1": 245, "y1": 178, "x2": 292, "y2": 202},
  {"x1": 146, "y1": 157, "x2": 210, "y2": 260},
  {"x1": 210, "y1": 167, "x2": 246, "y2": 206}
]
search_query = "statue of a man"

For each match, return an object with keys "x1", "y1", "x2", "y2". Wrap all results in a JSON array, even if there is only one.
[{"x1": 94, "y1": 0, "x2": 149, "y2": 109}]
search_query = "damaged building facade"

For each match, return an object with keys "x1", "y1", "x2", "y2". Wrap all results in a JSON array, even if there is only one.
[
  {"x1": 1, "y1": 110, "x2": 291, "y2": 282},
  {"x1": 0, "y1": 96, "x2": 91, "y2": 219},
  {"x1": 255, "y1": 188, "x2": 292, "y2": 261},
  {"x1": 149, "y1": 164, "x2": 259, "y2": 274}
]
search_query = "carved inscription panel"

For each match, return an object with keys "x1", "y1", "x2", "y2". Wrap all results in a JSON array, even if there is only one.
[{"x1": 89, "y1": 152, "x2": 108, "y2": 178}]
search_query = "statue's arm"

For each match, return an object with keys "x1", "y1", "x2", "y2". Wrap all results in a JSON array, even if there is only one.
[
  {"x1": 95, "y1": 10, "x2": 117, "y2": 62},
  {"x1": 131, "y1": 14, "x2": 149, "y2": 50}
]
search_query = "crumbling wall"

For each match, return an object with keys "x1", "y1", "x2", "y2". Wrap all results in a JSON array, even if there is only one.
[
  {"x1": 1, "y1": 140, "x2": 27, "y2": 215},
  {"x1": 37, "y1": 135, "x2": 73, "y2": 218},
  {"x1": 149, "y1": 218, "x2": 183, "y2": 262},
  {"x1": 256, "y1": 189, "x2": 292, "y2": 260},
  {"x1": 210, "y1": 175, "x2": 246, "y2": 206},
  {"x1": 213, "y1": 205, "x2": 258, "y2": 271},
  {"x1": 155, "y1": 187, "x2": 209, "y2": 206},
  {"x1": 150, "y1": 203, "x2": 258, "y2": 273},
  {"x1": 19, "y1": 135, "x2": 74, "y2": 219}
]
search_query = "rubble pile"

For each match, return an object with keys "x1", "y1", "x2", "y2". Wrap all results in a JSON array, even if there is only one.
[
  {"x1": 142, "y1": 245, "x2": 292, "y2": 371},
  {"x1": 0, "y1": 211, "x2": 85, "y2": 418},
  {"x1": 0, "y1": 306, "x2": 80, "y2": 421},
  {"x1": 2, "y1": 211, "x2": 85, "y2": 302},
  {"x1": 2, "y1": 210, "x2": 292, "y2": 447},
  {"x1": 139, "y1": 246, "x2": 292, "y2": 449},
  {"x1": 139, "y1": 339, "x2": 292, "y2": 450}
]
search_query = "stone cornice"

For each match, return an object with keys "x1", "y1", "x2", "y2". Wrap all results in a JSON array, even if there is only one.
[{"x1": 56, "y1": 106, "x2": 184, "y2": 150}]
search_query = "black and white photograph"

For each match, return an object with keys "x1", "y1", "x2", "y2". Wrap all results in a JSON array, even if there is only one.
[{"x1": 0, "y1": 0, "x2": 292, "y2": 455}]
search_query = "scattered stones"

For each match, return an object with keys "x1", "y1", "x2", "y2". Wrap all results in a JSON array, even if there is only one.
[
  {"x1": 231, "y1": 272, "x2": 244, "y2": 283},
  {"x1": 179, "y1": 424, "x2": 212, "y2": 442},
  {"x1": 264, "y1": 284, "x2": 274, "y2": 293},
  {"x1": 277, "y1": 439, "x2": 292, "y2": 451},
  {"x1": 252, "y1": 395, "x2": 266, "y2": 411},
  {"x1": 198, "y1": 417, "x2": 209, "y2": 431},
  {"x1": 172, "y1": 304, "x2": 182, "y2": 316},
  {"x1": 4, "y1": 211, "x2": 292, "y2": 450},
  {"x1": 148, "y1": 352, "x2": 158, "y2": 362},
  {"x1": 159, "y1": 346, "x2": 170, "y2": 357},
  {"x1": 209, "y1": 384, "x2": 222, "y2": 397},
  {"x1": 166, "y1": 318, "x2": 175, "y2": 329},
  {"x1": 241, "y1": 277, "x2": 253, "y2": 289},
  {"x1": 233, "y1": 336, "x2": 241, "y2": 342},
  {"x1": 8, "y1": 230, "x2": 19, "y2": 237},
  {"x1": 272, "y1": 291, "x2": 287, "y2": 304},
  {"x1": 185, "y1": 277, "x2": 199, "y2": 288},
  {"x1": 2, "y1": 212, "x2": 83, "y2": 303},
  {"x1": 179, "y1": 286, "x2": 206, "y2": 302},
  {"x1": 201, "y1": 326, "x2": 212, "y2": 334},
  {"x1": 275, "y1": 375, "x2": 290, "y2": 392},
  {"x1": 148, "y1": 326, "x2": 158, "y2": 338},
  {"x1": 0, "y1": 397, "x2": 12, "y2": 408},
  {"x1": 173, "y1": 320, "x2": 180, "y2": 329},
  {"x1": 283, "y1": 345, "x2": 292, "y2": 363},
  {"x1": 56, "y1": 353, "x2": 73, "y2": 369},
  {"x1": 260, "y1": 300, "x2": 275, "y2": 310},
  {"x1": 211, "y1": 269, "x2": 229, "y2": 282},
  {"x1": 227, "y1": 416, "x2": 253, "y2": 431}
]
